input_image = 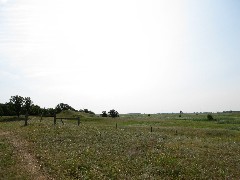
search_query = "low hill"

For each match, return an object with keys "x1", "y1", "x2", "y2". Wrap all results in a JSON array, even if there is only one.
[{"x1": 56, "y1": 110, "x2": 95, "y2": 118}]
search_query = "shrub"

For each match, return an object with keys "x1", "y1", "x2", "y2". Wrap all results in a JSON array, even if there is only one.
[
  {"x1": 207, "y1": 114, "x2": 214, "y2": 121},
  {"x1": 108, "y1": 109, "x2": 119, "y2": 118},
  {"x1": 101, "y1": 111, "x2": 108, "y2": 117}
]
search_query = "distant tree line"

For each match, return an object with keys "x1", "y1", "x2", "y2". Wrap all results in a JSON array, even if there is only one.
[
  {"x1": 79, "y1": 108, "x2": 95, "y2": 115},
  {"x1": 0, "y1": 95, "x2": 95, "y2": 117}
]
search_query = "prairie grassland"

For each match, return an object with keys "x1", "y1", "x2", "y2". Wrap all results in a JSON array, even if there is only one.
[
  {"x1": 0, "y1": 113, "x2": 240, "y2": 179},
  {"x1": 0, "y1": 131, "x2": 31, "y2": 179}
]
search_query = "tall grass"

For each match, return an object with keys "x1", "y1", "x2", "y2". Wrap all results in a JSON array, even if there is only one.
[
  {"x1": 0, "y1": 113, "x2": 240, "y2": 179},
  {"x1": 0, "y1": 133, "x2": 30, "y2": 179}
]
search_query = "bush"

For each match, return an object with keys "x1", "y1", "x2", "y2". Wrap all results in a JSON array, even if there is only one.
[
  {"x1": 207, "y1": 114, "x2": 214, "y2": 121},
  {"x1": 101, "y1": 111, "x2": 108, "y2": 117},
  {"x1": 108, "y1": 109, "x2": 119, "y2": 118}
]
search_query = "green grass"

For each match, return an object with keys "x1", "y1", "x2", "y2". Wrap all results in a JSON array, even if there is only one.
[
  {"x1": 57, "y1": 110, "x2": 96, "y2": 118},
  {"x1": 0, "y1": 134, "x2": 30, "y2": 179},
  {"x1": 0, "y1": 113, "x2": 240, "y2": 179}
]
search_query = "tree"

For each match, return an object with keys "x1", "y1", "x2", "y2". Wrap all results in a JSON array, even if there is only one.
[
  {"x1": 23, "y1": 97, "x2": 32, "y2": 114},
  {"x1": 0, "y1": 105, "x2": 3, "y2": 117},
  {"x1": 10, "y1": 95, "x2": 24, "y2": 118},
  {"x1": 1, "y1": 103, "x2": 15, "y2": 116},
  {"x1": 101, "y1": 111, "x2": 108, "y2": 117},
  {"x1": 47, "y1": 108, "x2": 56, "y2": 116},
  {"x1": 23, "y1": 97, "x2": 32, "y2": 126},
  {"x1": 84, "y1": 109, "x2": 89, "y2": 113},
  {"x1": 82, "y1": 109, "x2": 95, "y2": 115},
  {"x1": 108, "y1": 109, "x2": 119, "y2": 118},
  {"x1": 55, "y1": 103, "x2": 75, "y2": 113},
  {"x1": 30, "y1": 104, "x2": 41, "y2": 116},
  {"x1": 179, "y1": 110, "x2": 183, "y2": 117},
  {"x1": 41, "y1": 108, "x2": 48, "y2": 116}
]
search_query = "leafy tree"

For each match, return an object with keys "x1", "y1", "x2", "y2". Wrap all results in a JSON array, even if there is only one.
[
  {"x1": 47, "y1": 108, "x2": 56, "y2": 116},
  {"x1": 22, "y1": 97, "x2": 32, "y2": 126},
  {"x1": 82, "y1": 109, "x2": 95, "y2": 115},
  {"x1": 179, "y1": 110, "x2": 183, "y2": 117},
  {"x1": 41, "y1": 108, "x2": 48, "y2": 116},
  {"x1": 10, "y1": 95, "x2": 24, "y2": 118},
  {"x1": 1, "y1": 103, "x2": 15, "y2": 116},
  {"x1": 101, "y1": 111, "x2": 108, "y2": 117},
  {"x1": 55, "y1": 103, "x2": 75, "y2": 113},
  {"x1": 39, "y1": 107, "x2": 56, "y2": 116},
  {"x1": 30, "y1": 104, "x2": 41, "y2": 116},
  {"x1": 108, "y1": 109, "x2": 119, "y2": 118},
  {"x1": 23, "y1": 97, "x2": 32, "y2": 114},
  {"x1": 84, "y1": 109, "x2": 89, "y2": 113},
  {"x1": 0, "y1": 105, "x2": 3, "y2": 117}
]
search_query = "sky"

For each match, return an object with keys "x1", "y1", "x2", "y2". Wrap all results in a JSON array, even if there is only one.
[{"x1": 0, "y1": 0, "x2": 240, "y2": 114}]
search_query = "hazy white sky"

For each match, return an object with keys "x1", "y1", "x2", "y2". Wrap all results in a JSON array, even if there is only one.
[{"x1": 0, "y1": 0, "x2": 240, "y2": 113}]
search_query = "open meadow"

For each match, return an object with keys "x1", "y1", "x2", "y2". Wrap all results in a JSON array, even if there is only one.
[{"x1": 1, "y1": 112, "x2": 240, "y2": 179}]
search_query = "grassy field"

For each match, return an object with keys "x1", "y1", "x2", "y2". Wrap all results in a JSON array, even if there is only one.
[{"x1": 1, "y1": 112, "x2": 240, "y2": 179}]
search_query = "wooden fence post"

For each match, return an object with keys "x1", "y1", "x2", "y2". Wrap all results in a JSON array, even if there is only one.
[
  {"x1": 54, "y1": 114, "x2": 56, "y2": 125},
  {"x1": 151, "y1": 126, "x2": 153, "y2": 132},
  {"x1": 24, "y1": 113, "x2": 28, "y2": 126},
  {"x1": 78, "y1": 117, "x2": 80, "y2": 126}
]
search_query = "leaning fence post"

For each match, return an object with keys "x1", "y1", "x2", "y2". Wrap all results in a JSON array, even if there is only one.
[
  {"x1": 77, "y1": 117, "x2": 80, "y2": 126},
  {"x1": 54, "y1": 114, "x2": 56, "y2": 125}
]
